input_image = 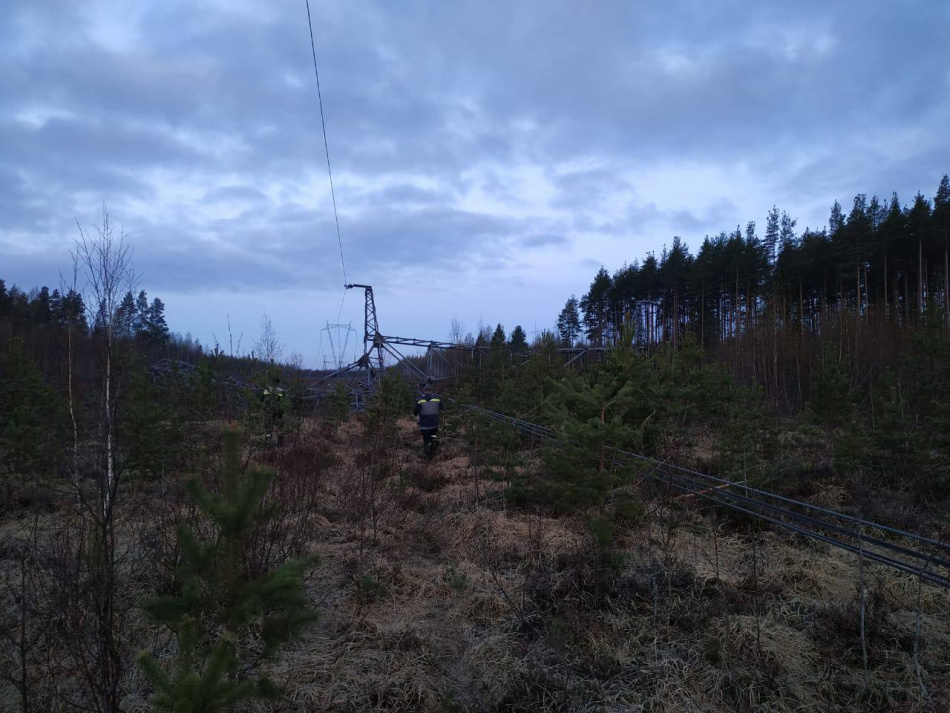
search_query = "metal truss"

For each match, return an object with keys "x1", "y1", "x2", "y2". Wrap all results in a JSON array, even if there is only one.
[{"x1": 309, "y1": 283, "x2": 613, "y2": 408}]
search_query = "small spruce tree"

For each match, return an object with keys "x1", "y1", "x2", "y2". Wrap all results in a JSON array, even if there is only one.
[
  {"x1": 869, "y1": 370, "x2": 927, "y2": 490},
  {"x1": 0, "y1": 338, "x2": 62, "y2": 488},
  {"x1": 541, "y1": 370, "x2": 644, "y2": 514},
  {"x1": 324, "y1": 383, "x2": 352, "y2": 431},
  {"x1": 717, "y1": 382, "x2": 781, "y2": 487},
  {"x1": 138, "y1": 428, "x2": 319, "y2": 712},
  {"x1": 809, "y1": 346, "x2": 851, "y2": 426}
]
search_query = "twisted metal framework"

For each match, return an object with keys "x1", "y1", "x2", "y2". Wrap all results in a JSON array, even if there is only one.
[
  {"x1": 456, "y1": 400, "x2": 950, "y2": 589},
  {"x1": 310, "y1": 284, "x2": 610, "y2": 407}
]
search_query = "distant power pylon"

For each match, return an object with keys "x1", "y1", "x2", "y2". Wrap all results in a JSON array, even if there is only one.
[{"x1": 320, "y1": 321, "x2": 356, "y2": 370}]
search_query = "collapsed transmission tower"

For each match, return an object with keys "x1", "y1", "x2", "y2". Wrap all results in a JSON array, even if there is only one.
[
  {"x1": 348, "y1": 283, "x2": 386, "y2": 384},
  {"x1": 310, "y1": 283, "x2": 612, "y2": 408},
  {"x1": 310, "y1": 284, "x2": 483, "y2": 407}
]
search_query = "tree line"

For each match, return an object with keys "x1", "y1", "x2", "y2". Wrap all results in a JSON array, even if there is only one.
[
  {"x1": 0, "y1": 280, "x2": 169, "y2": 345},
  {"x1": 558, "y1": 175, "x2": 950, "y2": 348}
]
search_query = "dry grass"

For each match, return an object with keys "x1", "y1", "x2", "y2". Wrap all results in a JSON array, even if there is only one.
[
  {"x1": 243, "y1": 416, "x2": 950, "y2": 712},
  {"x1": 1, "y1": 414, "x2": 948, "y2": 711}
]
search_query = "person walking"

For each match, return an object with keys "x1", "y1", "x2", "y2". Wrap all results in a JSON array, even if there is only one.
[
  {"x1": 262, "y1": 377, "x2": 285, "y2": 445},
  {"x1": 413, "y1": 385, "x2": 441, "y2": 459}
]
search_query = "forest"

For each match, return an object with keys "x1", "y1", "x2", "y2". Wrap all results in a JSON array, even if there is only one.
[{"x1": 560, "y1": 176, "x2": 950, "y2": 352}]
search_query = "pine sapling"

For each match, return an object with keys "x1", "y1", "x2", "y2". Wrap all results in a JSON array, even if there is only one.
[{"x1": 138, "y1": 428, "x2": 319, "y2": 712}]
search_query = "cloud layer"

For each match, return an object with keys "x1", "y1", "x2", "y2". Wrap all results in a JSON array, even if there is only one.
[{"x1": 2, "y1": 0, "x2": 949, "y2": 362}]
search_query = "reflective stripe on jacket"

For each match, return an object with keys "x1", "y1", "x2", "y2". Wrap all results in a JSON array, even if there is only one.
[{"x1": 414, "y1": 395, "x2": 441, "y2": 430}]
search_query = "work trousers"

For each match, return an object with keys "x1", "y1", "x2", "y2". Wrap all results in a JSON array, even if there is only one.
[{"x1": 421, "y1": 428, "x2": 439, "y2": 458}]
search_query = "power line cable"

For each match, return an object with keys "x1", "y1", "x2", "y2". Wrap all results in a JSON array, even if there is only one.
[
  {"x1": 305, "y1": 0, "x2": 348, "y2": 295},
  {"x1": 450, "y1": 399, "x2": 950, "y2": 587}
]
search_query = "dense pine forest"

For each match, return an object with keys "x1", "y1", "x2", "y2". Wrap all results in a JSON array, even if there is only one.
[
  {"x1": 536, "y1": 178, "x2": 950, "y2": 502},
  {"x1": 562, "y1": 176, "x2": 950, "y2": 354}
]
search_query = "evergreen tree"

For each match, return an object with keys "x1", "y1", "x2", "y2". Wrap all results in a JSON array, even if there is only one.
[
  {"x1": 324, "y1": 383, "x2": 352, "y2": 430},
  {"x1": 0, "y1": 338, "x2": 62, "y2": 487},
  {"x1": 147, "y1": 298, "x2": 170, "y2": 345},
  {"x1": 829, "y1": 200, "x2": 845, "y2": 238},
  {"x1": 123, "y1": 371, "x2": 184, "y2": 480},
  {"x1": 779, "y1": 211, "x2": 797, "y2": 251},
  {"x1": 878, "y1": 193, "x2": 907, "y2": 313},
  {"x1": 541, "y1": 343, "x2": 650, "y2": 515},
  {"x1": 763, "y1": 206, "x2": 780, "y2": 265},
  {"x1": 580, "y1": 268, "x2": 613, "y2": 345},
  {"x1": 556, "y1": 296, "x2": 582, "y2": 346},
  {"x1": 934, "y1": 175, "x2": 950, "y2": 318},
  {"x1": 474, "y1": 323, "x2": 491, "y2": 348},
  {"x1": 717, "y1": 383, "x2": 780, "y2": 487},
  {"x1": 49, "y1": 288, "x2": 62, "y2": 321},
  {"x1": 869, "y1": 370, "x2": 927, "y2": 490},
  {"x1": 0, "y1": 279, "x2": 9, "y2": 317},
  {"x1": 52, "y1": 288, "x2": 87, "y2": 328},
  {"x1": 658, "y1": 237, "x2": 692, "y2": 345},
  {"x1": 935, "y1": 174, "x2": 950, "y2": 211},
  {"x1": 490, "y1": 323, "x2": 506, "y2": 350},
  {"x1": 8, "y1": 286, "x2": 28, "y2": 324},
  {"x1": 610, "y1": 262, "x2": 640, "y2": 337},
  {"x1": 116, "y1": 291, "x2": 136, "y2": 339},
  {"x1": 907, "y1": 193, "x2": 933, "y2": 314},
  {"x1": 30, "y1": 286, "x2": 52, "y2": 326},
  {"x1": 362, "y1": 374, "x2": 412, "y2": 445},
  {"x1": 135, "y1": 289, "x2": 150, "y2": 337},
  {"x1": 809, "y1": 346, "x2": 851, "y2": 426},
  {"x1": 542, "y1": 378, "x2": 634, "y2": 508},
  {"x1": 139, "y1": 429, "x2": 319, "y2": 712},
  {"x1": 508, "y1": 325, "x2": 528, "y2": 353}
]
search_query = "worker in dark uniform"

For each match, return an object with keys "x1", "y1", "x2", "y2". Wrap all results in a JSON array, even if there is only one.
[
  {"x1": 262, "y1": 377, "x2": 285, "y2": 445},
  {"x1": 413, "y1": 385, "x2": 442, "y2": 460}
]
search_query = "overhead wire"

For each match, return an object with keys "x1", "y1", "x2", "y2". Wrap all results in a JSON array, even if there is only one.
[
  {"x1": 304, "y1": 0, "x2": 349, "y2": 326},
  {"x1": 298, "y1": 1, "x2": 939, "y2": 568}
]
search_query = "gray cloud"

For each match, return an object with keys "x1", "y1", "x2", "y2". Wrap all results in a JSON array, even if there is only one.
[
  {"x1": 2, "y1": 0, "x2": 949, "y2": 358},
  {"x1": 203, "y1": 185, "x2": 268, "y2": 204},
  {"x1": 83, "y1": 202, "x2": 523, "y2": 294},
  {"x1": 366, "y1": 183, "x2": 450, "y2": 207},
  {"x1": 522, "y1": 234, "x2": 569, "y2": 249}
]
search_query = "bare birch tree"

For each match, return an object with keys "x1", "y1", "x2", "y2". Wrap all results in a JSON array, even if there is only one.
[
  {"x1": 253, "y1": 312, "x2": 283, "y2": 363},
  {"x1": 449, "y1": 317, "x2": 466, "y2": 345},
  {"x1": 72, "y1": 204, "x2": 136, "y2": 712}
]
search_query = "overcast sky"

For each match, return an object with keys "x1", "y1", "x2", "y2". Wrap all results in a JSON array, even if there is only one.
[{"x1": 3, "y1": 0, "x2": 949, "y2": 367}]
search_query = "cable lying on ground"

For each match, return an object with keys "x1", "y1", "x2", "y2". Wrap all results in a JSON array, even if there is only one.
[{"x1": 452, "y1": 399, "x2": 950, "y2": 589}]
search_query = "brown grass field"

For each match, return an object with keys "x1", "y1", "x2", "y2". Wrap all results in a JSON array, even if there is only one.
[
  {"x1": 258, "y1": 418, "x2": 949, "y2": 711},
  {"x1": 2, "y1": 415, "x2": 948, "y2": 712}
]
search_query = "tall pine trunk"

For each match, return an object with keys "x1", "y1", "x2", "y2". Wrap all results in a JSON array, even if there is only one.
[
  {"x1": 735, "y1": 268, "x2": 739, "y2": 340},
  {"x1": 904, "y1": 272, "x2": 910, "y2": 325},
  {"x1": 883, "y1": 249, "x2": 888, "y2": 319},
  {"x1": 700, "y1": 279, "x2": 705, "y2": 350},
  {"x1": 799, "y1": 282, "x2": 805, "y2": 337}
]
